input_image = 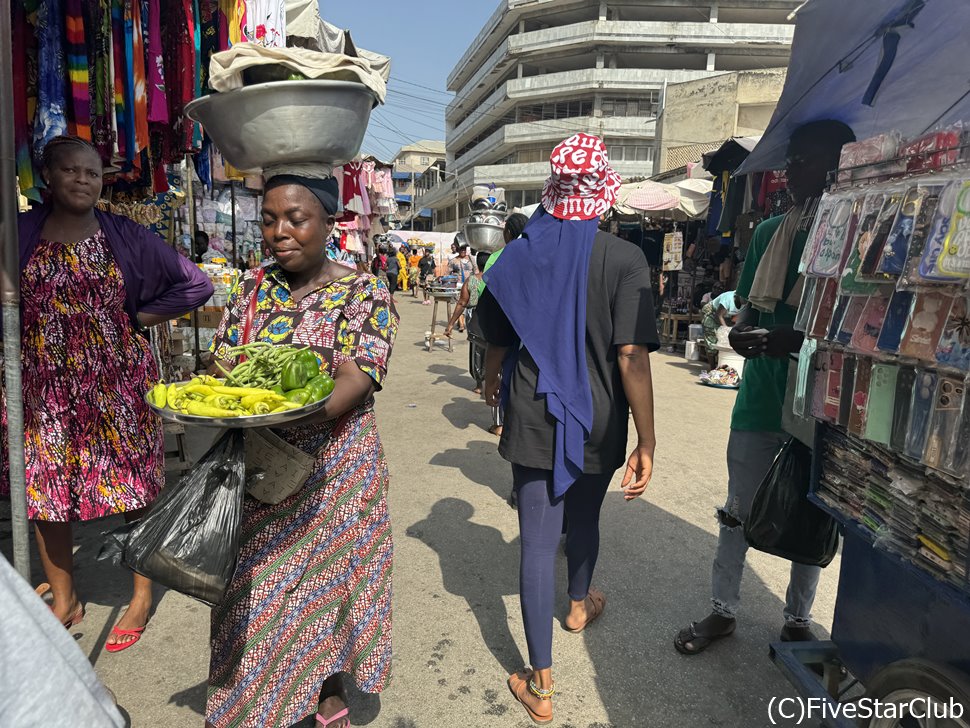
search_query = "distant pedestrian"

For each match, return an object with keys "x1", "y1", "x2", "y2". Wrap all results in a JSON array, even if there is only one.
[
  {"x1": 478, "y1": 134, "x2": 660, "y2": 724},
  {"x1": 386, "y1": 247, "x2": 400, "y2": 297},
  {"x1": 419, "y1": 248, "x2": 436, "y2": 305}
]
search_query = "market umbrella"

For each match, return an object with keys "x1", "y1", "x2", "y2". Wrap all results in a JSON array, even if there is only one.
[
  {"x1": 738, "y1": 0, "x2": 970, "y2": 174},
  {"x1": 618, "y1": 181, "x2": 681, "y2": 212},
  {"x1": 672, "y1": 178, "x2": 714, "y2": 219}
]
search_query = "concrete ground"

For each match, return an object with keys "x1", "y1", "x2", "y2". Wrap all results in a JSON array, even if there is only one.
[{"x1": 2, "y1": 291, "x2": 840, "y2": 727}]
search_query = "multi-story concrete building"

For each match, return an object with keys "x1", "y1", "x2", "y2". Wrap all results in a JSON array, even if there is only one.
[
  {"x1": 391, "y1": 141, "x2": 445, "y2": 230},
  {"x1": 419, "y1": 0, "x2": 800, "y2": 231}
]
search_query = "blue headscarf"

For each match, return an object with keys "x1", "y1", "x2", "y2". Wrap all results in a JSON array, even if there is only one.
[{"x1": 484, "y1": 206, "x2": 598, "y2": 497}]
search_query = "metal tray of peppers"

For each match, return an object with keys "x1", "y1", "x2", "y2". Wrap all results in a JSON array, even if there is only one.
[{"x1": 146, "y1": 343, "x2": 335, "y2": 428}]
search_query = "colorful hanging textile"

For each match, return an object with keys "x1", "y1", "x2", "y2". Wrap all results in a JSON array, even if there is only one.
[
  {"x1": 131, "y1": 0, "x2": 150, "y2": 152},
  {"x1": 65, "y1": 0, "x2": 92, "y2": 140},
  {"x1": 13, "y1": 1, "x2": 38, "y2": 198},
  {"x1": 110, "y1": 0, "x2": 127, "y2": 163},
  {"x1": 32, "y1": 0, "x2": 69, "y2": 160},
  {"x1": 243, "y1": 0, "x2": 286, "y2": 47},
  {"x1": 88, "y1": 1, "x2": 115, "y2": 160},
  {"x1": 145, "y1": 0, "x2": 168, "y2": 123}
]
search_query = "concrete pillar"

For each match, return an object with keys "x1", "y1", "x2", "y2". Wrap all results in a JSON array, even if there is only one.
[
  {"x1": 608, "y1": 55, "x2": 618, "y2": 70},
  {"x1": 710, "y1": 2, "x2": 718, "y2": 22},
  {"x1": 518, "y1": 63, "x2": 524, "y2": 79},
  {"x1": 707, "y1": 52, "x2": 716, "y2": 71},
  {"x1": 593, "y1": 93, "x2": 603, "y2": 118},
  {"x1": 596, "y1": 52, "x2": 605, "y2": 70},
  {"x1": 599, "y1": 1, "x2": 608, "y2": 20},
  {"x1": 519, "y1": 19, "x2": 526, "y2": 33}
]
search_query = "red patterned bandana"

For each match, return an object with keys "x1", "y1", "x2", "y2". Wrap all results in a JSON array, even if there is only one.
[{"x1": 541, "y1": 133, "x2": 622, "y2": 221}]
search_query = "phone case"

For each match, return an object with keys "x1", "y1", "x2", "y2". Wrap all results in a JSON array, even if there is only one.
[
  {"x1": 800, "y1": 195, "x2": 836, "y2": 273},
  {"x1": 890, "y1": 366, "x2": 917, "y2": 452},
  {"x1": 937, "y1": 179, "x2": 970, "y2": 277},
  {"x1": 838, "y1": 354, "x2": 856, "y2": 427},
  {"x1": 808, "y1": 195, "x2": 856, "y2": 277},
  {"x1": 901, "y1": 184, "x2": 945, "y2": 285},
  {"x1": 864, "y1": 364, "x2": 898, "y2": 445},
  {"x1": 899, "y1": 292, "x2": 954, "y2": 361},
  {"x1": 847, "y1": 357, "x2": 873, "y2": 437},
  {"x1": 904, "y1": 369, "x2": 939, "y2": 460},
  {"x1": 839, "y1": 194, "x2": 885, "y2": 296},
  {"x1": 793, "y1": 277, "x2": 819, "y2": 333},
  {"x1": 935, "y1": 296, "x2": 970, "y2": 370},
  {"x1": 823, "y1": 351, "x2": 844, "y2": 422},
  {"x1": 859, "y1": 192, "x2": 903, "y2": 279},
  {"x1": 943, "y1": 385, "x2": 970, "y2": 476},
  {"x1": 793, "y1": 338, "x2": 817, "y2": 418},
  {"x1": 811, "y1": 349, "x2": 830, "y2": 420},
  {"x1": 809, "y1": 279, "x2": 839, "y2": 339},
  {"x1": 877, "y1": 290, "x2": 916, "y2": 354},
  {"x1": 836, "y1": 297, "x2": 869, "y2": 346},
  {"x1": 918, "y1": 180, "x2": 963, "y2": 282},
  {"x1": 877, "y1": 186, "x2": 920, "y2": 276},
  {"x1": 849, "y1": 295, "x2": 889, "y2": 353},
  {"x1": 923, "y1": 377, "x2": 966, "y2": 470},
  {"x1": 826, "y1": 295, "x2": 852, "y2": 341}
]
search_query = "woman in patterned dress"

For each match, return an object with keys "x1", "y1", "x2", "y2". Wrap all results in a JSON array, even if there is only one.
[
  {"x1": 206, "y1": 174, "x2": 398, "y2": 728},
  {"x1": 8, "y1": 136, "x2": 213, "y2": 649}
]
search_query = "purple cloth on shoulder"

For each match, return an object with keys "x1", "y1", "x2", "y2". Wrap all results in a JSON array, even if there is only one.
[{"x1": 18, "y1": 206, "x2": 213, "y2": 327}]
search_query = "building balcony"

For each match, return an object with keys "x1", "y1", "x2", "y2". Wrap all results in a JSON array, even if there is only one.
[
  {"x1": 454, "y1": 115, "x2": 657, "y2": 174},
  {"x1": 449, "y1": 18, "x2": 793, "y2": 112},
  {"x1": 447, "y1": 67, "x2": 718, "y2": 150}
]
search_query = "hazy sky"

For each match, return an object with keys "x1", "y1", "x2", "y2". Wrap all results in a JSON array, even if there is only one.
[{"x1": 322, "y1": 1, "x2": 496, "y2": 159}]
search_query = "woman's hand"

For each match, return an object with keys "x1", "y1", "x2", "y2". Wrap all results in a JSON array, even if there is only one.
[
  {"x1": 444, "y1": 324, "x2": 454, "y2": 338},
  {"x1": 620, "y1": 441, "x2": 654, "y2": 501}
]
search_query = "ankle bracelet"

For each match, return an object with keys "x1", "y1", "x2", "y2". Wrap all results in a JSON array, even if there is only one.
[{"x1": 529, "y1": 680, "x2": 555, "y2": 699}]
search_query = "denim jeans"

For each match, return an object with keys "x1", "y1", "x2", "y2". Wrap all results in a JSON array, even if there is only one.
[{"x1": 711, "y1": 430, "x2": 821, "y2": 626}]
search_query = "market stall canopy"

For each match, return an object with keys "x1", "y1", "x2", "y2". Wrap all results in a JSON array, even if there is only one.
[
  {"x1": 702, "y1": 136, "x2": 761, "y2": 176},
  {"x1": 672, "y1": 178, "x2": 714, "y2": 219},
  {"x1": 618, "y1": 181, "x2": 680, "y2": 212},
  {"x1": 737, "y1": 0, "x2": 970, "y2": 175}
]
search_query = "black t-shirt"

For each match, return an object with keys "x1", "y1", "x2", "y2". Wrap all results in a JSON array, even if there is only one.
[
  {"x1": 478, "y1": 231, "x2": 660, "y2": 474},
  {"x1": 419, "y1": 257, "x2": 436, "y2": 276}
]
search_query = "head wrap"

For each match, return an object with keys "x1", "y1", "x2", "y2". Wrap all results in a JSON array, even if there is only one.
[{"x1": 263, "y1": 174, "x2": 339, "y2": 216}]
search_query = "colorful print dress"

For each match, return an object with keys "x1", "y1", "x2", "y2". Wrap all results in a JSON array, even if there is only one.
[
  {"x1": 2, "y1": 230, "x2": 164, "y2": 522},
  {"x1": 206, "y1": 264, "x2": 399, "y2": 728}
]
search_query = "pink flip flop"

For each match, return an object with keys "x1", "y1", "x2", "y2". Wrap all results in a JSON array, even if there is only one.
[
  {"x1": 105, "y1": 626, "x2": 145, "y2": 653},
  {"x1": 316, "y1": 708, "x2": 349, "y2": 727}
]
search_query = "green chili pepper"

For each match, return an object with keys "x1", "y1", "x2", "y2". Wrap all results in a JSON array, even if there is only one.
[
  {"x1": 285, "y1": 388, "x2": 311, "y2": 406},
  {"x1": 297, "y1": 350, "x2": 321, "y2": 380},
  {"x1": 270, "y1": 385, "x2": 285, "y2": 396},
  {"x1": 281, "y1": 359, "x2": 308, "y2": 392}
]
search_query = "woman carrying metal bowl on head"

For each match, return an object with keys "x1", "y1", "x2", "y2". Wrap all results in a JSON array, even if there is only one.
[{"x1": 205, "y1": 173, "x2": 399, "y2": 728}]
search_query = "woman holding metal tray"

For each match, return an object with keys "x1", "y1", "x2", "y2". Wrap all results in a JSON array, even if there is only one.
[{"x1": 205, "y1": 173, "x2": 399, "y2": 728}]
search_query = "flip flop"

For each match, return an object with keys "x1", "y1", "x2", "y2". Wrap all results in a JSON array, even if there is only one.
[
  {"x1": 105, "y1": 626, "x2": 145, "y2": 653},
  {"x1": 36, "y1": 584, "x2": 85, "y2": 628},
  {"x1": 507, "y1": 670, "x2": 553, "y2": 725},
  {"x1": 316, "y1": 708, "x2": 350, "y2": 727},
  {"x1": 563, "y1": 589, "x2": 606, "y2": 633}
]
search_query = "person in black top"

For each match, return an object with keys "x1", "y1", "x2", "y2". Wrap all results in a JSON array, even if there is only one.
[
  {"x1": 478, "y1": 134, "x2": 659, "y2": 724},
  {"x1": 419, "y1": 248, "x2": 436, "y2": 305}
]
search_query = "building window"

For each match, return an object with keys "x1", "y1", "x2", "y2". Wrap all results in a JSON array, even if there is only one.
[
  {"x1": 605, "y1": 140, "x2": 655, "y2": 163},
  {"x1": 601, "y1": 93, "x2": 661, "y2": 118},
  {"x1": 420, "y1": 156, "x2": 431, "y2": 165}
]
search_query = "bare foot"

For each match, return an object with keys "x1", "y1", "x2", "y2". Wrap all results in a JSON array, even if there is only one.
[
  {"x1": 317, "y1": 695, "x2": 350, "y2": 728},
  {"x1": 108, "y1": 597, "x2": 151, "y2": 647}
]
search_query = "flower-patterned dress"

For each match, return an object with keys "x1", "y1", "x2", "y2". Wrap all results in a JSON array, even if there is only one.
[
  {"x1": 206, "y1": 263, "x2": 399, "y2": 728},
  {"x1": 1, "y1": 230, "x2": 164, "y2": 522}
]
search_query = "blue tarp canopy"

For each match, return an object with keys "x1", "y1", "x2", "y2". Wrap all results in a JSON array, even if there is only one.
[{"x1": 738, "y1": 0, "x2": 970, "y2": 175}]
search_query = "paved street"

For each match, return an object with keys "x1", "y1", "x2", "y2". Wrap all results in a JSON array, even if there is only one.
[{"x1": 3, "y1": 292, "x2": 840, "y2": 727}]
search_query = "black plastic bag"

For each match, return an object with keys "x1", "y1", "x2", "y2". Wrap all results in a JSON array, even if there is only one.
[
  {"x1": 99, "y1": 430, "x2": 245, "y2": 606},
  {"x1": 744, "y1": 438, "x2": 840, "y2": 568}
]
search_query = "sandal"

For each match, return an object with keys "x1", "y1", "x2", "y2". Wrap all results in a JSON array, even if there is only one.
[
  {"x1": 674, "y1": 617, "x2": 736, "y2": 655},
  {"x1": 563, "y1": 588, "x2": 606, "y2": 633},
  {"x1": 316, "y1": 708, "x2": 350, "y2": 728},
  {"x1": 36, "y1": 584, "x2": 85, "y2": 628},
  {"x1": 507, "y1": 669, "x2": 553, "y2": 725},
  {"x1": 105, "y1": 626, "x2": 145, "y2": 653}
]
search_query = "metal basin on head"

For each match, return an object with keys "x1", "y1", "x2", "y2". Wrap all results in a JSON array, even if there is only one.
[
  {"x1": 185, "y1": 80, "x2": 379, "y2": 171},
  {"x1": 464, "y1": 222, "x2": 506, "y2": 253}
]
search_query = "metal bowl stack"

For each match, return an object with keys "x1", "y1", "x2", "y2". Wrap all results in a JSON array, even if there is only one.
[
  {"x1": 185, "y1": 80, "x2": 379, "y2": 171},
  {"x1": 463, "y1": 197, "x2": 508, "y2": 253}
]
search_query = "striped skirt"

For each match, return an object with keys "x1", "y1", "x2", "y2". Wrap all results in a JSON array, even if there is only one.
[{"x1": 206, "y1": 405, "x2": 393, "y2": 728}]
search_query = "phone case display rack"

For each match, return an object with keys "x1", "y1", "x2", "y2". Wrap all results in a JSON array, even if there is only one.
[{"x1": 794, "y1": 131, "x2": 970, "y2": 598}]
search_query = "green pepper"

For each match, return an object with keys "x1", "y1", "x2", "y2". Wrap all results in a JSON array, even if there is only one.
[
  {"x1": 306, "y1": 374, "x2": 335, "y2": 401},
  {"x1": 297, "y1": 350, "x2": 321, "y2": 380},
  {"x1": 285, "y1": 388, "x2": 311, "y2": 406},
  {"x1": 270, "y1": 385, "x2": 285, "y2": 396},
  {"x1": 281, "y1": 359, "x2": 308, "y2": 391}
]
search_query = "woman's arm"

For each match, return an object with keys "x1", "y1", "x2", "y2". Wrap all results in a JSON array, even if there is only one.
[
  {"x1": 444, "y1": 281, "x2": 471, "y2": 336},
  {"x1": 617, "y1": 344, "x2": 656, "y2": 500}
]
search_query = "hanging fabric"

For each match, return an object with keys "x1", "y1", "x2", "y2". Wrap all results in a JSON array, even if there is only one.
[
  {"x1": 32, "y1": 0, "x2": 70, "y2": 159},
  {"x1": 131, "y1": 0, "x2": 150, "y2": 153},
  {"x1": 65, "y1": 0, "x2": 92, "y2": 140}
]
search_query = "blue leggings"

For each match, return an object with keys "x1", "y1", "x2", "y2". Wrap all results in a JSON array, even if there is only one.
[{"x1": 514, "y1": 464, "x2": 613, "y2": 670}]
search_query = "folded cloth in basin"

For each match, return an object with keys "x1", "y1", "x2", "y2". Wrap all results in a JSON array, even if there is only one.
[{"x1": 208, "y1": 43, "x2": 388, "y2": 104}]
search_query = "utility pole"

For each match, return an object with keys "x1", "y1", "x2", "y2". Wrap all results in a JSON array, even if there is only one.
[{"x1": 410, "y1": 171, "x2": 416, "y2": 231}]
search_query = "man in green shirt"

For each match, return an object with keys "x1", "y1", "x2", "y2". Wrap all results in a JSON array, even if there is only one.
[{"x1": 675, "y1": 120, "x2": 855, "y2": 655}]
